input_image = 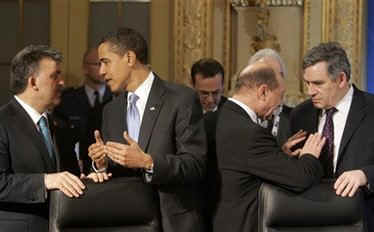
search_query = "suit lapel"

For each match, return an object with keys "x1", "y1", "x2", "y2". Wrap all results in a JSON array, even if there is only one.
[
  {"x1": 337, "y1": 87, "x2": 366, "y2": 165},
  {"x1": 138, "y1": 76, "x2": 165, "y2": 151},
  {"x1": 111, "y1": 92, "x2": 128, "y2": 142},
  {"x1": 307, "y1": 106, "x2": 320, "y2": 134},
  {"x1": 103, "y1": 86, "x2": 112, "y2": 104},
  {"x1": 11, "y1": 99, "x2": 56, "y2": 172}
]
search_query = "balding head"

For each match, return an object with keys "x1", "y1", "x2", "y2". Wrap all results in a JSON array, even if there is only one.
[
  {"x1": 233, "y1": 62, "x2": 285, "y2": 119},
  {"x1": 234, "y1": 62, "x2": 280, "y2": 93}
]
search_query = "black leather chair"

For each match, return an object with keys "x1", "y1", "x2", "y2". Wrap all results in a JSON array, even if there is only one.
[
  {"x1": 49, "y1": 177, "x2": 160, "y2": 232},
  {"x1": 258, "y1": 180, "x2": 364, "y2": 232}
]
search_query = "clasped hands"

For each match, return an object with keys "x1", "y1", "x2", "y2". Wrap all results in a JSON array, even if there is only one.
[{"x1": 88, "y1": 130, "x2": 153, "y2": 171}]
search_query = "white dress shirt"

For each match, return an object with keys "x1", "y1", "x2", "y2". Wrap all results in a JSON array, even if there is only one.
[
  {"x1": 229, "y1": 98, "x2": 260, "y2": 124},
  {"x1": 127, "y1": 71, "x2": 155, "y2": 125},
  {"x1": 317, "y1": 85, "x2": 353, "y2": 172},
  {"x1": 14, "y1": 95, "x2": 48, "y2": 131},
  {"x1": 85, "y1": 84, "x2": 106, "y2": 107}
]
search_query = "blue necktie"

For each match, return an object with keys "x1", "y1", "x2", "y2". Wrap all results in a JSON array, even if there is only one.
[
  {"x1": 38, "y1": 116, "x2": 56, "y2": 165},
  {"x1": 127, "y1": 93, "x2": 140, "y2": 142}
]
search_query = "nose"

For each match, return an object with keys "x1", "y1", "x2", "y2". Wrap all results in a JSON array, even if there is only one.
[
  {"x1": 99, "y1": 63, "x2": 106, "y2": 77},
  {"x1": 307, "y1": 84, "x2": 316, "y2": 96},
  {"x1": 206, "y1": 93, "x2": 215, "y2": 103}
]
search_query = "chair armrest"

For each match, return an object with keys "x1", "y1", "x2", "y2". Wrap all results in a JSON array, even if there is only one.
[
  {"x1": 49, "y1": 177, "x2": 160, "y2": 231},
  {"x1": 258, "y1": 180, "x2": 363, "y2": 231}
]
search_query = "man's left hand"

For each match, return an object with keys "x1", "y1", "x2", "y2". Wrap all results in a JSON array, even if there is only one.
[
  {"x1": 105, "y1": 131, "x2": 153, "y2": 169},
  {"x1": 334, "y1": 170, "x2": 367, "y2": 197}
]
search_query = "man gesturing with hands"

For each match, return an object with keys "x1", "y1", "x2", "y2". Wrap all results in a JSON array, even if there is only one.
[{"x1": 89, "y1": 28, "x2": 207, "y2": 232}]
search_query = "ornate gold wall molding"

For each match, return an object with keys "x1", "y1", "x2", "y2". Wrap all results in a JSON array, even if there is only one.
[
  {"x1": 322, "y1": 0, "x2": 365, "y2": 88},
  {"x1": 171, "y1": 0, "x2": 214, "y2": 86}
]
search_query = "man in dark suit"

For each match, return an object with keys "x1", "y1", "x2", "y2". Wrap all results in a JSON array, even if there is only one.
[
  {"x1": 289, "y1": 42, "x2": 374, "y2": 231},
  {"x1": 0, "y1": 45, "x2": 88, "y2": 231},
  {"x1": 54, "y1": 47, "x2": 112, "y2": 176},
  {"x1": 191, "y1": 58, "x2": 227, "y2": 114},
  {"x1": 249, "y1": 48, "x2": 293, "y2": 146},
  {"x1": 190, "y1": 58, "x2": 227, "y2": 231},
  {"x1": 88, "y1": 28, "x2": 207, "y2": 232},
  {"x1": 213, "y1": 62, "x2": 326, "y2": 232}
]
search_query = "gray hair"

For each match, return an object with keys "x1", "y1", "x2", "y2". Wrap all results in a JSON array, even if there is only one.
[
  {"x1": 249, "y1": 48, "x2": 287, "y2": 78},
  {"x1": 10, "y1": 45, "x2": 63, "y2": 94},
  {"x1": 303, "y1": 42, "x2": 351, "y2": 81}
]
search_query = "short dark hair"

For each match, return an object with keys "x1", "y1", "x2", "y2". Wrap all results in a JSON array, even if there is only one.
[
  {"x1": 303, "y1": 42, "x2": 351, "y2": 81},
  {"x1": 190, "y1": 58, "x2": 224, "y2": 85},
  {"x1": 235, "y1": 66, "x2": 278, "y2": 92},
  {"x1": 99, "y1": 27, "x2": 148, "y2": 64},
  {"x1": 10, "y1": 44, "x2": 63, "y2": 94}
]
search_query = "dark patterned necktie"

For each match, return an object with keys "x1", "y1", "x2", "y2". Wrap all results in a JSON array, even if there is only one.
[{"x1": 321, "y1": 107, "x2": 337, "y2": 178}]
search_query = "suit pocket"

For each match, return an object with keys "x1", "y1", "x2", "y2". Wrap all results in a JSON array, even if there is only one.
[{"x1": 0, "y1": 219, "x2": 28, "y2": 232}]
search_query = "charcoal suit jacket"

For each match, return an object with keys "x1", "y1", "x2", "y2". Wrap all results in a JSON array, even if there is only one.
[
  {"x1": 213, "y1": 100, "x2": 323, "y2": 232},
  {"x1": 101, "y1": 74, "x2": 207, "y2": 232},
  {"x1": 0, "y1": 98, "x2": 58, "y2": 232},
  {"x1": 289, "y1": 85, "x2": 374, "y2": 231}
]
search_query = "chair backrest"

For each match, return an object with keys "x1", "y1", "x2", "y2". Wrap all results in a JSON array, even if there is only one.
[
  {"x1": 49, "y1": 177, "x2": 160, "y2": 232},
  {"x1": 258, "y1": 181, "x2": 363, "y2": 232}
]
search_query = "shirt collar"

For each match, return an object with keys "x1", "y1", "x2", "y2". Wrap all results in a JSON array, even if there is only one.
[
  {"x1": 229, "y1": 97, "x2": 258, "y2": 124},
  {"x1": 85, "y1": 84, "x2": 106, "y2": 99},
  {"x1": 321, "y1": 85, "x2": 353, "y2": 115},
  {"x1": 129, "y1": 71, "x2": 155, "y2": 103},
  {"x1": 14, "y1": 95, "x2": 48, "y2": 125}
]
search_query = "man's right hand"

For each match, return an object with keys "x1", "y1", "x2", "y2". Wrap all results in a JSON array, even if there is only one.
[
  {"x1": 300, "y1": 133, "x2": 326, "y2": 159},
  {"x1": 44, "y1": 172, "x2": 85, "y2": 198},
  {"x1": 88, "y1": 130, "x2": 107, "y2": 170}
]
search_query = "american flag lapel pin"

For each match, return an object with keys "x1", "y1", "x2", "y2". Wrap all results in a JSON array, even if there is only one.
[{"x1": 150, "y1": 106, "x2": 156, "y2": 111}]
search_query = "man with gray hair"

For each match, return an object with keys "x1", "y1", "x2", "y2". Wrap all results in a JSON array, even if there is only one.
[
  {"x1": 213, "y1": 61, "x2": 325, "y2": 232},
  {"x1": 290, "y1": 42, "x2": 374, "y2": 231},
  {"x1": 0, "y1": 45, "x2": 105, "y2": 232},
  {"x1": 249, "y1": 48, "x2": 293, "y2": 146}
]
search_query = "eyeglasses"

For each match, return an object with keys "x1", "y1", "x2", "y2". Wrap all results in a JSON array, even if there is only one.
[{"x1": 198, "y1": 90, "x2": 222, "y2": 99}]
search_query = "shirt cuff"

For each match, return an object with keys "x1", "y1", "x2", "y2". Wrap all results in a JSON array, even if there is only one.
[
  {"x1": 92, "y1": 160, "x2": 107, "y2": 173},
  {"x1": 144, "y1": 163, "x2": 154, "y2": 183}
]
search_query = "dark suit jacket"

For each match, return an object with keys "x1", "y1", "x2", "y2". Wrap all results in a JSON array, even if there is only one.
[
  {"x1": 202, "y1": 96, "x2": 227, "y2": 231},
  {"x1": 54, "y1": 86, "x2": 112, "y2": 175},
  {"x1": 213, "y1": 100, "x2": 323, "y2": 232},
  {"x1": 101, "y1": 75, "x2": 207, "y2": 232},
  {"x1": 289, "y1": 86, "x2": 374, "y2": 231},
  {"x1": 0, "y1": 98, "x2": 58, "y2": 232},
  {"x1": 276, "y1": 104, "x2": 292, "y2": 146}
]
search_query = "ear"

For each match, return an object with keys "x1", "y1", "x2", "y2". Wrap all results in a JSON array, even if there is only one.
[
  {"x1": 127, "y1": 51, "x2": 137, "y2": 67},
  {"x1": 256, "y1": 84, "x2": 268, "y2": 101},
  {"x1": 336, "y1": 72, "x2": 348, "y2": 88},
  {"x1": 28, "y1": 75, "x2": 38, "y2": 91}
]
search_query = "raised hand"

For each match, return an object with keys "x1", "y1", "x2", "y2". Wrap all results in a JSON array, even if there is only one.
[
  {"x1": 105, "y1": 131, "x2": 153, "y2": 169},
  {"x1": 88, "y1": 130, "x2": 107, "y2": 169}
]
